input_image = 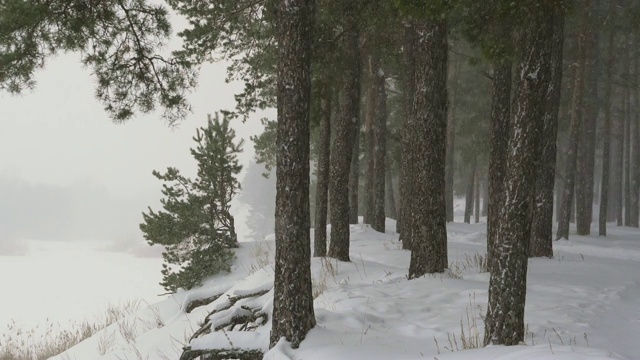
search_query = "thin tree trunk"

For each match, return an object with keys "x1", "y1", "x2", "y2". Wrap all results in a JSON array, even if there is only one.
[
  {"x1": 624, "y1": 36, "x2": 631, "y2": 226},
  {"x1": 487, "y1": 23, "x2": 512, "y2": 265},
  {"x1": 446, "y1": 53, "x2": 460, "y2": 222},
  {"x1": 475, "y1": 173, "x2": 480, "y2": 224},
  {"x1": 530, "y1": 11, "x2": 564, "y2": 257},
  {"x1": 484, "y1": 5, "x2": 555, "y2": 345},
  {"x1": 407, "y1": 18, "x2": 448, "y2": 278},
  {"x1": 314, "y1": 80, "x2": 331, "y2": 257},
  {"x1": 363, "y1": 64, "x2": 375, "y2": 225},
  {"x1": 632, "y1": 53, "x2": 640, "y2": 227},
  {"x1": 349, "y1": 116, "x2": 361, "y2": 225},
  {"x1": 464, "y1": 157, "x2": 477, "y2": 224},
  {"x1": 372, "y1": 54, "x2": 387, "y2": 233},
  {"x1": 482, "y1": 176, "x2": 488, "y2": 217},
  {"x1": 599, "y1": 1, "x2": 615, "y2": 236},
  {"x1": 271, "y1": 0, "x2": 315, "y2": 348},
  {"x1": 399, "y1": 23, "x2": 416, "y2": 249},
  {"x1": 328, "y1": 5, "x2": 360, "y2": 262},
  {"x1": 386, "y1": 165, "x2": 397, "y2": 220},
  {"x1": 557, "y1": 24, "x2": 587, "y2": 240}
]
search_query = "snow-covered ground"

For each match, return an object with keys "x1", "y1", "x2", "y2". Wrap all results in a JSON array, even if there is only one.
[{"x1": 45, "y1": 218, "x2": 639, "y2": 360}]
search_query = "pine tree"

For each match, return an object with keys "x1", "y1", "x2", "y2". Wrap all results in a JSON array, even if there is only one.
[{"x1": 140, "y1": 114, "x2": 243, "y2": 293}]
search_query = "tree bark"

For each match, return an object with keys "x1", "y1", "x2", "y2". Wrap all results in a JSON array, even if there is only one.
[
  {"x1": 599, "y1": 1, "x2": 615, "y2": 236},
  {"x1": 328, "y1": 4, "x2": 360, "y2": 262},
  {"x1": 464, "y1": 156, "x2": 477, "y2": 224},
  {"x1": 624, "y1": 35, "x2": 631, "y2": 226},
  {"x1": 363, "y1": 62, "x2": 375, "y2": 225},
  {"x1": 372, "y1": 54, "x2": 387, "y2": 233},
  {"x1": 349, "y1": 116, "x2": 361, "y2": 225},
  {"x1": 575, "y1": 6, "x2": 599, "y2": 236},
  {"x1": 386, "y1": 164, "x2": 397, "y2": 220},
  {"x1": 482, "y1": 176, "x2": 488, "y2": 217},
  {"x1": 484, "y1": 5, "x2": 554, "y2": 346},
  {"x1": 557, "y1": 21, "x2": 587, "y2": 240},
  {"x1": 271, "y1": 0, "x2": 316, "y2": 348},
  {"x1": 631, "y1": 53, "x2": 640, "y2": 227},
  {"x1": 314, "y1": 80, "x2": 331, "y2": 257},
  {"x1": 474, "y1": 173, "x2": 480, "y2": 224},
  {"x1": 407, "y1": 18, "x2": 448, "y2": 278},
  {"x1": 487, "y1": 23, "x2": 512, "y2": 265},
  {"x1": 446, "y1": 53, "x2": 460, "y2": 223},
  {"x1": 530, "y1": 11, "x2": 564, "y2": 257},
  {"x1": 399, "y1": 23, "x2": 416, "y2": 249}
]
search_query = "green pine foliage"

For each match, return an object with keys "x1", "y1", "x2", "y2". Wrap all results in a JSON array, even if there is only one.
[{"x1": 140, "y1": 113, "x2": 244, "y2": 293}]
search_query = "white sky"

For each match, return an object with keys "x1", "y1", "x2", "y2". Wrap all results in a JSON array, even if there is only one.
[{"x1": 0, "y1": 32, "x2": 269, "y2": 243}]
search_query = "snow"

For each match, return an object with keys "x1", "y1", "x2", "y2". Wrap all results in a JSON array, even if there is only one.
[{"x1": 25, "y1": 213, "x2": 640, "y2": 360}]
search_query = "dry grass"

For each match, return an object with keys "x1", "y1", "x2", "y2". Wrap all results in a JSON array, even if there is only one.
[
  {"x1": 0, "y1": 300, "x2": 142, "y2": 360},
  {"x1": 450, "y1": 252, "x2": 488, "y2": 278},
  {"x1": 434, "y1": 293, "x2": 483, "y2": 353}
]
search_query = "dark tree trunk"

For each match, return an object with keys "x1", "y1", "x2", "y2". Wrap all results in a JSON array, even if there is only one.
[
  {"x1": 623, "y1": 35, "x2": 631, "y2": 226},
  {"x1": 487, "y1": 23, "x2": 512, "y2": 265},
  {"x1": 271, "y1": 0, "x2": 316, "y2": 348},
  {"x1": 399, "y1": 23, "x2": 416, "y2": 249},
  {"x1": 484, "y1": 6, "x2": 554, "y2": 346},
  {"x1": 363, "y1": 66, "x2": 375, "y2": 225},
  {"x1": 446, "y1": 55, "x2": 460, "y2": 223},
  {"x1": 464, "y1": 156, "x2": 477, "y2": 224},
  {"x1": 407, "y1": 18, "x2": 448, "y2": 278},
  {"x1": 600, "y1": 2, "x2": 615, "y2": 236},
  {"x1": 386, "y1": 164, "x2": 397, "y2": 220},
  {"x1": 474, "y1": 174, "x2": 480, "y2": 224},
  {"x1": 530, "y1": 11, "x2": 564, "y2": 257},
  {"x1": 482, "y1": 176, "x2": 488, "y2": 217},
  {"x1": 349, "y1": 117, "x2": 361, "y2": 225},
  {"x1": 314, "y1": 80, "x2": 331, "y2": 257},
  {"x1": 575, "y1": 10, "x2": 599, "y2": 236},
  {"x1": 328, "y1": 4, "x2": 360, "y2": 262},
  {"x1": 557, "y1": 25, "x2": 587, "y2": 240},
  {"x1": 631, "y1": 54, "x2": 640, "y2": 227},
  {"x1": 372, "y1": 55, "x2": 387, "y2": 233},
  {"x1": 614, "y1": 96, "x2": 624, "y2": 225}
]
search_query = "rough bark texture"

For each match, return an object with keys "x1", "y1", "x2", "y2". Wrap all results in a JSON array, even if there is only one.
[
  {"x1": 349, "y1": 110, "x2": 361, "y2": 225},
  {"x1": 314, "y1": 80, "x2": 331, "y2": 257},
  {"x1": 557, "y1": 27, "x2": 586, "y2": 240},
  {"x1": 328, "y1": 5, "x2": 360, "y2": 262},
  {"x1": 486, "y1": 24, "x2": 512, "y2": 265},
  {"x1": 484, "y1": 6, "x2": 554, "y2": 346},
  {"x1": 464, "y1": 156, "x2": 477, "y2": 224},
  {"x1": 271, "y1": 0, "x2": 316, "y2": 348},
  {"x1": 372, "y1": 55, "x2": 387, "y2": 233},
  {"x1": 530, "y1": 11, "x2": 564, "y2": 257},
  {"x1": 407, "y1": 18, "x2": 448, "y2": 278},
  {"x1": 599, "y1": 4, "x2": 615, "y2": 236},
  {"x1": 445, "y1": 56, "x2": 460, "y2": 223},
  {"x1": 399, "y1": 23, "x2": 415, "y2": 250},
  {"x1": 575, "y1": 3, "x2": 599, "y2": 235},
  {"x1": 363, "y1": 68, "x2": 375, "y2": 225}
]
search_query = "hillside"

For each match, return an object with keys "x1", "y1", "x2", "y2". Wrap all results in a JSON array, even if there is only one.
[{"x1": 51, "y1": 220, "x2": 639, "y2": 360}]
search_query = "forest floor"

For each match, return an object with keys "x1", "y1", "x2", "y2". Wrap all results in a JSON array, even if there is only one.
[{"x1": 49, "y1": 218, "x2": 639, "y2": 360}]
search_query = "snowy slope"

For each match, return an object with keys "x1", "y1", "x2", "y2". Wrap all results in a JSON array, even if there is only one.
[{"x1": 51, "y1": 219, "x2": 639, "y2": 360}]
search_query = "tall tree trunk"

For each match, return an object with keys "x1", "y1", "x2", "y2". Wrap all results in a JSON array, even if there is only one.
[
  {"x1": 407, "y1": 18, "x2": 448, "y2": 278},
  {"x1": 530, "y1": 11, "x2": 564, "y2": 257},
  {"x1": 487, "y1": 23, "x2": 512, "y2": 265},
  {"x1": 482, "y1": 175, "x2": 489, "y2": 217},
  {"x1": 314, "y1": 80, "x2": 331, "y2": 257},
  {"x1": 557, "y1": 22, "x2": 587, "y2": 240},
  {"x1": 614, "y1": 92, "x2": 624, "y2": 225},
  {"x1": 271, "y1": 0, "x2": 315, "y2": 348},
  {"x1": 475, "y1": 174, "x2": 480, "y2": 224},
  {"x1": 464, "y1": 157, "x2": 477, "y2": 224},
  {"x1": 632, "y1": 53, "x2": 640, "y2": 227},
  {"x1": 372, "y1": 55, "x2": 387, "y2": 233},
  {"x1": 446, "y1": 53, "x2": 460, "y2": 222},
  {"x1": 575, "y1": 10, "x2": 599, "y2": 236},
  {"x1": 328, "y1": 5, "x2": 360, "y2": 262},
  {"x1": 386, "y1": 164, "x2": 397, "y2": 220},
  {"x1": 599, "y1": 1, "x2": 615, "y2": 236},
  {"x1": 349, "y1": 116, "x2": 361, "y2": 224},
  {"x1": 484, "y1": 5, "x2": 555, "y2": 346},
  {"x1": 363, "y1": 65, "x2": 375, "y2": 225},
  {"x1": 624, "y1": 35, "x2": 631, "y2": 226},
  {"x1": 399, "y1": 23, "x2": 416, "y2": 249}
]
